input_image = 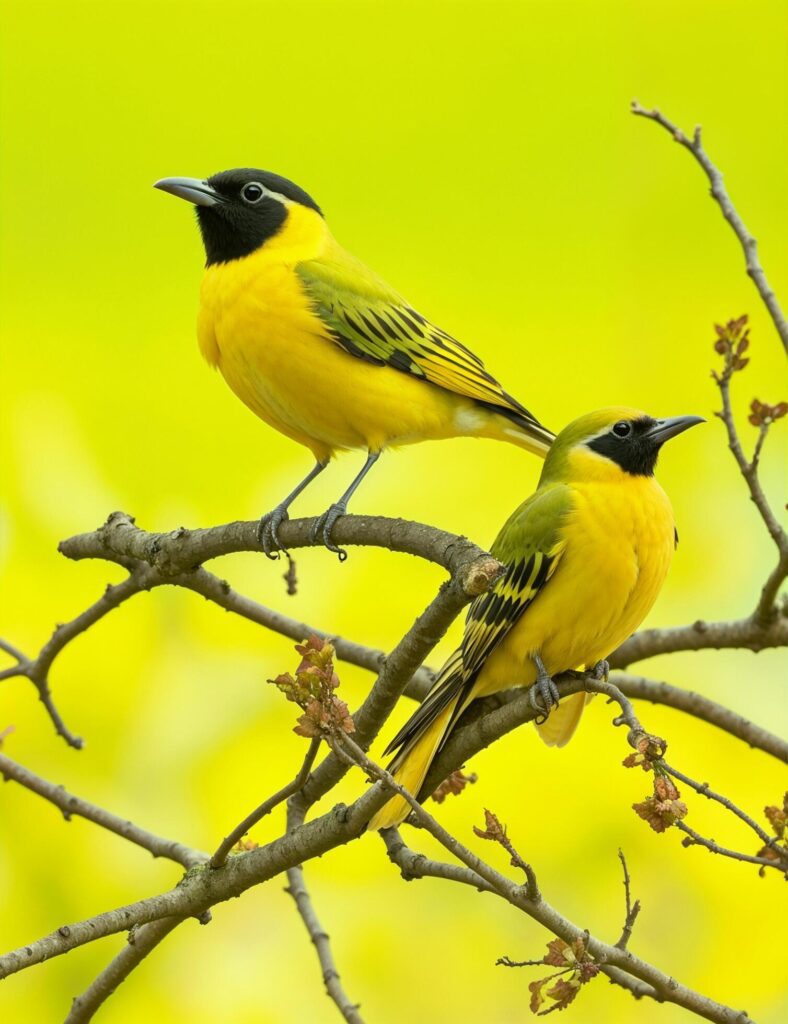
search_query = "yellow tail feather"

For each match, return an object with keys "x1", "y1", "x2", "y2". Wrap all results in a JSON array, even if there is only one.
[
  {"x1": 534, "y1": 691, "x2": 589, "y2": 747},
  {"x1": 369, "y1": 704, "x2": 455, "y2": 830}
]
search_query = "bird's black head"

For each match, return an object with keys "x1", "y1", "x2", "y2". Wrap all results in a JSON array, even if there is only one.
[
  {"x1": 154, "y1": 169, "x2": 322, "y2": 266},
  {"x1": 585, "y1": 412, "x2": 705, "y2": 476}
]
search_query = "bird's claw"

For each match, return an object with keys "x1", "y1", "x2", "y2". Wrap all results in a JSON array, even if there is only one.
[
  {"x1": 258, "y1": 506, "x2": 289, "y2": 559},
  {"x1": 529, "y1": 671, "x2": 560, "y2": 724},
  {"x1": 590, "y1": 659, "x2": 610, "y2": 682},
  {"x1": 311, "y1": 503, "x2": 348, "y2": 560}
]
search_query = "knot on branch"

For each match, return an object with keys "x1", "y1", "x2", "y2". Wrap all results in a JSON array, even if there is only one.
[
  {"x1": 623, "y1": 731, "x2": 667, "y2": 765},
  {"x1": 461, "y1": 556, "x2": 504, "y2": 597}
]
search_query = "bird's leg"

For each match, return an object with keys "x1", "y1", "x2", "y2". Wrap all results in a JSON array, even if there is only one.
[
  {"x1": 589, "y1": 659, "x2": 610, "y2": 682},
  {"x1": 528, "y1": 652, "x2": 560, "y2": 723},
  {"x1": 258, "y1": 460, "x2": 328, "y2": 559},
  {"x1": 311, "y1": 451, "x2": 380, "y2": 560}
]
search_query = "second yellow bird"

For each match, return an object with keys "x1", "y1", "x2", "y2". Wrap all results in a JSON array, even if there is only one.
[
  {"x1": 370, "y1": 406, "x2": 703, "y2": 830},
  {"x1": 155, "y1": 169, "x2": 553, "y2": 557}
]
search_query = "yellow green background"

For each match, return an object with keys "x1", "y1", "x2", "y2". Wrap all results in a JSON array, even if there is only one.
[{"x1": 1, "y1": 1, "x2": 786, "y2": 1021}]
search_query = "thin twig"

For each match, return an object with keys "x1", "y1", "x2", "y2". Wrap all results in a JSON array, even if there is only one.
[
  {"x1": 714, "y1": 368, "x2": 788, "y2": 625},
  {"x1": 662, "y1": 762, "x2": 782, "y2": 854},
  {"x1": 615, "y1": 850, "x2": 641, "y2": 950},
  {"x1": 631, "y1": 101, "x2": 788, "y2": 351},
  {"x1": 675, "y1": 822, "x2": 785, "y2": 873},
  {"x1": 284, "y1": 786, "x2": 365, "y2": 1023},
  {"x1": 612, "y1": 673, "x2": 788, "y2": 763},
  {"x1": 0, "y1": 753, "x2": 206, "y2": 869},
  {"x1": 0, "y1": 570, "x2": 153, "y2": 746},
  {"x1": 285, "y1": 865, "x2": 364, "y2": 1023},
  {"x1": 210, "y1": 738, "x2": 321, "y2": 869}
]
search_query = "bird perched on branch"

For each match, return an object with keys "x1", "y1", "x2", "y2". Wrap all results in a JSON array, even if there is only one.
[
  {"x1": 369, "y1": 407, "x2": 703, "y2": 830},
  {"x1": 154, "y1": 169, "x2": 553, "y2": 557}
]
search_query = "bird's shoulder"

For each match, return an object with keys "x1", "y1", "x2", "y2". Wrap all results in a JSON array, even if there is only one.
[{"x1": 490, "y1": 482, "x2": 574, "y2": 565}]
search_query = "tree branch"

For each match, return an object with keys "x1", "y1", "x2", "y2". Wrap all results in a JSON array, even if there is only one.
[
  {"x1": 609, "y1": 615, "x2": 787, "y2": 668},
  {"x1": 64, "y1": 918, "x2": 185, "y2": 1024},
  {"x1": 335, "y1": 737, "x2": 755, "y2": 1024},
  {"x1": 58, "y1": 511, "x2": 501, "y2": 593},
  {"x1": 0, "y1": 753, "x2": 206, "y2": 869},
  {"x1": 615, "y1": 850, "x2": 641, "y2": 951},
  {"x1": 713, "y1": 366, "x2": 788, "y2": 626},
  {"x1": 0, "y1": 570, "x2": 152, "y2": 747},
  {"x1": 612, "y1": 673, "x2": 788, "y2": 763},
  {"x1": 631, "y1": 101, "x2": 788, "y2": 352},
  {"x1": 210, "y1": 737, "x2": 321, "y2": 869},
  {"x1": 285, "y1": 865, "x2": 364, "y2": 1023}
]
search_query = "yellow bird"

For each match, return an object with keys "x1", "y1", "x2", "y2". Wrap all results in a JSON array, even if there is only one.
[
  {"x1": 154, "y1": 170, "x2": 554, "y2": 556},
  {"x1": 369, "y1": 407, "x2": 703, "y2": 830}
]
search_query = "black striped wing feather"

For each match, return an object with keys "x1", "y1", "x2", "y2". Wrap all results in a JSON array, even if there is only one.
[
  {"x1": 295, "y1": 254, "x2": 547, "y2": 435},
  {"x1": 385, "y1": 551, "x2": 560, "y2": 768}
]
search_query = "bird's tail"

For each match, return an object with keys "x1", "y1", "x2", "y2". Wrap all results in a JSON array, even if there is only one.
[
  {"x1": 478, "y1": 402, "x2": 555, "y2": 459},
  {"x1": 368, "y1": 701, "x2": 457, "y2": 830},
  {"x1": 534, "y1": 691, "x2": 590, "y2": 747},
  {"x1": 369, "y1": 654, "x2": 466, "y2": 831}
]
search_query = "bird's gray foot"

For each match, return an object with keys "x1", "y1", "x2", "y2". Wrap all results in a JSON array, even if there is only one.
[
  {"x1": 311, "y1": 502, "x2": 348, "y2": 560},
  {"x1": 590, "y1": 659, "x2": 610, "y2": 682},
  {"x1": 258, "y1": 505, "x2": 289, "y2": 559},
  {"x1": 529, "y1": 656, "x2": 560, "y2": 724}
]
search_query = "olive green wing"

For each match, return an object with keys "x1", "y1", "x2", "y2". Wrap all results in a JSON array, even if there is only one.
[
  {"x1": 295, "y1": 247, "x2": 550, "y2": 440},
  {"x1": 384, "y1": 484, "x2": 571, "y2": 760}
]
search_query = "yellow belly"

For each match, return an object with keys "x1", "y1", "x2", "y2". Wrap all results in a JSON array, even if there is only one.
[
  {"x1": 197, "y1": 247, "x2": 478, "y2": 461},
  {"x1": 474, "y1": 476, "x2": 675, "y2": 696}
]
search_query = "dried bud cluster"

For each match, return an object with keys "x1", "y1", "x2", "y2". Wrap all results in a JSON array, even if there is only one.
[
  {"x1": 431, "y1": 769, "x2": 478, "y2": 804},
  {"x1": 633, "y1": 775, "x2": 688, "y2": 834},
  {"x1": 269, "y1": 635, "x2": 355, "y2": 739},
  {"x1": 473, "y1": 808, "x2": 508, "y2": 844},
  {"x1": 713, "y1": 315, "x2": 750, "y2": 372},
  {"x1": 756, "y1": 793, "x2": 787, "y2": 872},
  {"x1": 622, "y1": 734, "x2": 664, "y2": 772},
  {"x1": 524, "y1": 938, "x2": 600, "y2": 1016},
  {"x1": 748, "y1": 399, "x2": 788, "y2": 427}
]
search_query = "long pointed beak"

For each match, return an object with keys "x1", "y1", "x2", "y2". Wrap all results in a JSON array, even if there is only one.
[
  {"x1": 154, "y1": 177, "x2": 220, "y2": 207},
  {"x1": 647, "y1": 415, "x2": 705, "y2": 444}
]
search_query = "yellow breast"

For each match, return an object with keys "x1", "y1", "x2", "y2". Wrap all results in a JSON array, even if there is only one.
[{"x1": 477, "y1": 473, "x2": 675, "y2": 695}]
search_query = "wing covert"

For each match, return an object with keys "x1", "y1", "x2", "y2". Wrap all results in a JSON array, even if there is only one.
[{"x1": 295, "y1": 248, "x2": 546, "y2": 431}]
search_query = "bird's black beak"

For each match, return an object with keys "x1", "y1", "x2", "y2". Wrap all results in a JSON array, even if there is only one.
[
  {"x1": 154, "y1": 177, "x2": 220, "y2": 208},
  {"x1": 647, "y1": 415, "x2": 705, "y2": 445}
]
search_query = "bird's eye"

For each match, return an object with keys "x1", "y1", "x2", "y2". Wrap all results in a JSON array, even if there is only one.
[
  {"x1": 241, "y1": 182, "x2": 264, "y2": 203},
  {"x1": 612, "y1": 421, "x2": 631, "y2": 437}
]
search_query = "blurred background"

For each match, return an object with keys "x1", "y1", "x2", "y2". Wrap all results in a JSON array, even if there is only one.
[{"x1": 1, "y1": 1, "x2": 786, "y2": 1021}]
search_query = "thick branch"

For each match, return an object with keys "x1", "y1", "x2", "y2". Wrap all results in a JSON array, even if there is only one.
[
  {"x1": 0, "y1": 787, "x2": 388, "y2": 981},
  {"x1": 59, "y1": 511, "x2": 500, "y2": 595},
  {"x1": 288, "y1": 565, "x2": 496, "y2": 818},
  {"x1": 0, "y1": 753, "x2": 206, "y2": 869},
  {"x1": 610, "y1": 615, "x2": 788, "y2": 668},
  {"x1": 632, "y1": 101, "x2": 788, "y2": 352}
]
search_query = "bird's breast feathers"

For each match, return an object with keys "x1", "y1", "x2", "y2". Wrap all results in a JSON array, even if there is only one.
[{"x1": 478, "y1": 475, "x2": 675, "y2": 693}]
